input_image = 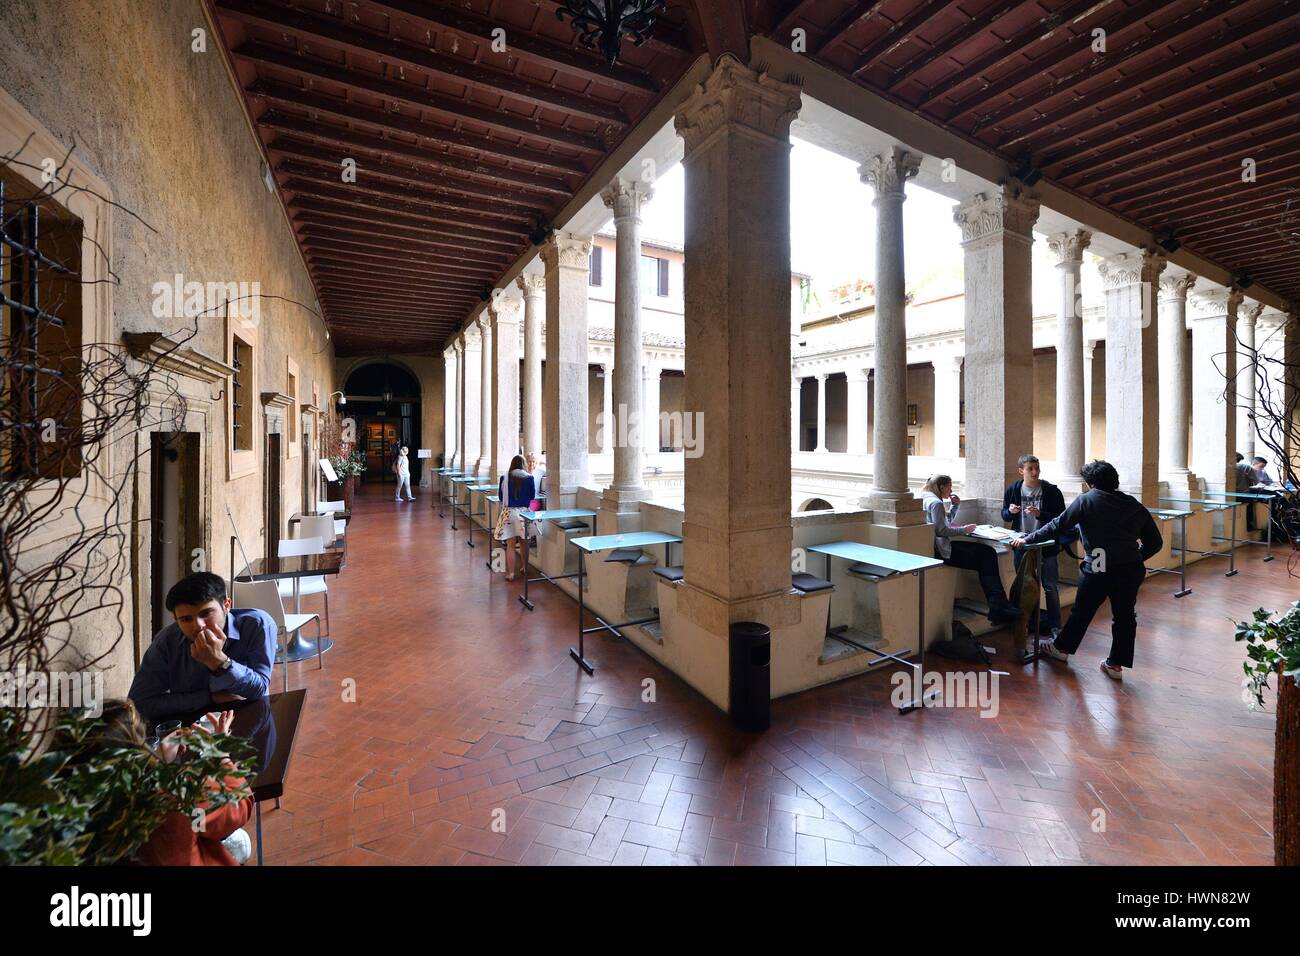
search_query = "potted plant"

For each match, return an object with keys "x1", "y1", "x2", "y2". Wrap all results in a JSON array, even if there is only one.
[
  {"x1": 1236, "y1": 604, "x2": 1300, "y2": 865},
  {"x1": 328, "y1": 451, "x2": 365, "y2": 511}
]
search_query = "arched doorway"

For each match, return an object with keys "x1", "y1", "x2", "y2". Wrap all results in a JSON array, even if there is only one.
[
  {"x1": 343, "y1": 362, "x2": 422, "y2": 487},
  {"x1": 801, "y1": 498, "x2": 833, "y2": 512}
]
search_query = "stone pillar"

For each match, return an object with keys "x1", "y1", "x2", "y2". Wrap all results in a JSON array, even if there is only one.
[
  {"x1": 1238, "y1": 300, "x2": 1263, "y2": 458},
  {"x1": 601, "y1": 179, "x2": 652, "y2": 516},
  {"x1": 1158, "y1": 272, "x2": 1198, "y2": 498},
  {"x1": 461, "y1": 327, "x2": 482, "y2": 473},
  {"x1": 1189, "y1": 286, "x2": 1240, "y2": 493},
  {"x1": 954, "y1": 187, "x2": 1040, "y2": 514},
  {"x1": 790, "y1": 372, "x2": 802, "y2": 452},
  {"x1": 540, "y1": 231, "x2": 592, "y2": 504},
  {"x1": 673, "y1": 57, "x2": 803, "y2": 656},
  {"x1": 490, "y1": 295, "x2": 522, "y2": 479},
  {"x1": 845, "y1": 367, "x2": 869, "y2": 456},
  {"x1": 1048, "y1": 229, "x2": 1090, "y2": 485},
  {"x1": 452, "y1": 338, "x2": 466, "y2": 471},
  {"x1": 475, "y1": 314, "x2": 492, "y2": 476},
  {"x1": 444, "y1": 346, "x2": 458, "y2": 469},
  {"x1": 1083, "y1": 341, "x2": 1096, "y2": 460},
  {"x1": 860, "y1": 146, "x2": 924, "y2": 528},
  {"x1": 814, "y1": 372, "x2": 829, "y2": 453},
  {"x1": 643, "y1": 364, "x2": 661, "y2": 453},
  {"x1": 932, "y1": 353, "x2": 962, "y2": 461},
  {"x1": 1098, "y1": 250, "x2": 1166, "y2": 502},
  {"x1": 517, "y1": 273, "x2": 545, "y2": 458},
  {"x1": 1257, "y1": 308, "x2": 1289, "y2": 459},
  {"x1": 600, "y1": 362, "x2": 613, "y2": 455}
]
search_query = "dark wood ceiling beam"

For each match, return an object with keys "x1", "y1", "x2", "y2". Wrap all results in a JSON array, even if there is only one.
[
  {"x1": 323, "y1": 311, "x2": 457, "y2": 326},
  {"x1": 772, "y1": 0, "x2": 820, "y2": 44},
  {"x1": 318, "y1": 282, "x2": 473, "y2": 304},
  {"x1": 1182, "y1": 205, "x2": 1300, "y2": 241},
  {"x1": 259, "y1": 111, "x2": 571, "y2": 196},
  {"x1": 322, "y1": 298, "x2": 464, "y2": 316},
  {"x1": 292, "y1": 212, "x2": 518, "y2": 255},
  {"x1": 298, "y1": 226, "x2": 510, "y2": 265},
  {"x1": 810, "y1": 2, "x2": 888, "y2": 57},
  {"x1": 273, "y1": 143, "x2": 554, "y2": 211},
  {"x1": 913, "y1": 0, "x2": 1116, "y2": 109},
  {"x1": 232, "y1": 41, "x2": 604, "y2": 154},
  {"x1": 1098, "y1": 136, "x2": 1300, "y2": 203},
  {"x1": 1045, "y1": 75, "x2": 1300, "y2": 179},
  {"x1": 1026, "y1": 42, "x2": 1300, "y2": 160},
  {"x1": 216, "y1": 0, "x2": 629, "y2": 126},
  {"x1": 316, "y1": 275, "x2": 481, "y2": 299},
  {"x1": 287, "y1": 194, "x2": 525, "y2": 243},
  {"x1": 248, "y1": 80, "x2": 588, "y2": 177},
  {"x1": 301, "y1": 237, "x2": 499, "y2": 275},
  {"x1": 1189, "y1": 233, "x2": 1298, "y2": 259},
  {"x1": 849, "y1": 0, "x2": 949, "y2": 78},
  {"x1": 280, "y1": 172, "x2": 535, "y2": 232},
  {"x1": 1123, "y1": 173, "x2": 1300, "y2": 223},
  {"x1": 883, "y1": 0, "x2": 1029, "y2": 91},
  {"x1": 364, "y1": 0, "x2": 659, "y2": 95},
  {"x1": 980, "y1": 5, "x2": 1296, "y2": 137},
  {"x1": 307, "y1": 255, "x2": 486, "y2": 285}
]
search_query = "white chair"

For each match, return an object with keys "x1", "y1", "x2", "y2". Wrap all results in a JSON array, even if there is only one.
[
  {"x1": 318, "y1": 499, "x2": 347, "y2": 538},
  {"x1": 232, "y1": 579, "x2": 323, "y2": 692},
  {"x1": 294, "y1": 514, "x2": 338, "y2": 548},
  {"x1": 277, "y1": 536, "x2": 330, "y2": 639}
]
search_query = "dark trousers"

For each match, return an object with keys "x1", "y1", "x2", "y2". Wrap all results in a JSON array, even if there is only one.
[
  {"x1": 943, "y1": 540, "x2": 1013, "y2": 613},
  {"x1": 1054, "y1": 561, "x2": 1146, "y2": 668}
]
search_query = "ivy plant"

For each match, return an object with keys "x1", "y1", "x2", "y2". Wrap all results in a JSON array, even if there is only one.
[{"x1": 1236, "y1": 605, "x2": 1300, "y2": 710}]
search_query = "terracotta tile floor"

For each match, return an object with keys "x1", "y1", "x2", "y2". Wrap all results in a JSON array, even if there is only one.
[{"x1": 260, "y1": 484, "x2": 1285, "y2": 866}]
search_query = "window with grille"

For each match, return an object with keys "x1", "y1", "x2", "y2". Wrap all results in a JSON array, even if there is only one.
[
  {"x1": 231, "y1": 335, "x2": 253, "y2": 452},
  {"x1": 1, "y1": 169, "x2": 83, "y2": 479}
]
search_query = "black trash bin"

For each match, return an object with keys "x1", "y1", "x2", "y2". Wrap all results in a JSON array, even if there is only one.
[{"x1": 729, "y1": 621, "x2": 771, "y2": 732}]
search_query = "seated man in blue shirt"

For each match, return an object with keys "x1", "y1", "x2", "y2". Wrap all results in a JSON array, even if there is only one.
[{"x1": 129, "y1": 572, "x2": 276, "y2": 724}]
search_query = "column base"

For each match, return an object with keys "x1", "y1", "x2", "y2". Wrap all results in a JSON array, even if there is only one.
[
  {"x1": 599, "y1": 486, "x2": 650, "y2": 534},
  {"x1": 1161, "y1": 469, "x2": 1200, "y2": 502},
  {"x1": 862, "y1": 491, "x2": 927, "y2": 527}
]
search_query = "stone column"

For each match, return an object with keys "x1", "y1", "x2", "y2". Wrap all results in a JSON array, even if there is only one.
[
  {"x1": 1257, "y1": 308, "x2": 1289, "y2": 455},
  {"x1": 673, "y1": 58, "x2": 803, "y2": 661},
  {"x1": 1238, "y1": 300, "x2": 1263, "y2": 458},
  {"x1": 790, "y1": 372, "x2": 802, "y2": 452},
  {"x1": 540, "y1": 231, "x2": 592, "y2": 504},
  {"x1": 444, "y1": 346, "x2": 457, "y2": 469},
  {"x1": 475, "y1": 313, "x2": 492, "y2": 476},
  {"x1": 1098, "y1": 250, "x2": 1166, "y2": 502},
  {"x1": 1083, "y1": 341, "x2": 1096, "y2": 459},
  {"x1": 1048, "y1": 229, "x2": 1090, "y2": 485},
  {"x1": 1158, "y1": 272, "x2": 1198, "y2": 498},
  {"x1": 1189, "y1": 286, "x2": 1240, "y2": 493},
  {"x1": 860, "y1": 146, "x2": 924, "y2": 527},
  {"x1": 461, "y1": 327, "x2": 482, "y2": 473},
  {"x1": 932, "y1": 353, "x2": 962, "y2": 461},
  {"x1": 517, "y1": 273, "x2": 545, "y2": 458},
  {"x1": 601, "y1": 179, "x2": 652, "y2": 516},
  {"x1": 600, "y1": 361, "x2": 613, "y2": 455},
  {"x1": 845, "y1": 367, "x2": 869, "y2": 456},
  {"x1": 490, "y1": 295, "x2": 522, "y2": 479},
  {"x1": 954, "y1": 187, "x2": 1040, "y2": 514},
  {"x1": 452, "y1": 338, "x2": 466, "y2": 471},
  {"x1": 643, "y1": 363, "x2": 661, "y2": 453},
  {"x1": 814, "y1": 372, "x2": 829, "y2": 453}
]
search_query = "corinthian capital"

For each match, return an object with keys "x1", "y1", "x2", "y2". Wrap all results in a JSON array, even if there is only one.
[
  {"x1": 859, "y1": 146, "x2": 922, "y2": 201},
  {"x1": 1158, "y1": 272, "x2": 1197, "y2": 302},
  {"x1": 600, "y1": 178, "x2": 654, "y2": 221},
  {"x1": 673, "y1": 57, "x2": 802, "y2": 157},
  {"x1": 516, "y1": 273, "x2": 546, "y2": 298},
  {"x1": 540, "y1": 231, "x2": 592, "y2": 272},
  {"x1": 952, "y1": 189, "x2": 1040, "y2": 243},
  {"x1": 1047, "y1": 229, "x2": 1091, "y2": 267},
  {"x1": 1189, "y1": 285, "x2": 1244, "y2": 320},
  {"x1": 1097, "y1": 250, "x2": 1165, "y2": 289}
]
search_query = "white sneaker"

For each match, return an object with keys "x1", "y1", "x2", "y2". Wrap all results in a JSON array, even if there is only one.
[
  {"x1": 394, "y1": 496, "x2": 402, "y2": 500},
  {"x1": 1040, "y1": 638, "x2": 1070, "y2": 663},
  {"x1": 1100, "y1": 660, "x2": 1123, "y2": 680}
]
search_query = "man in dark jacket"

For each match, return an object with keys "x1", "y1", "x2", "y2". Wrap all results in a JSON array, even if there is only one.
[
  {"x1": 1011, "y1": 460, "x2": 1163, "y2": 680},
  {"x1": 1002, "y1": 454, "x2": 1067, "y2": 635}
]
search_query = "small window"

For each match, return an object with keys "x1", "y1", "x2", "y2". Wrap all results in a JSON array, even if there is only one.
[
  {"x1": 959, "y1": 433, "x2": 966, "y2": 458},
  {"x1": 2, "y1": 169, "x2": 83, "y2": 479},
  {"x1": 959, "y1": 400, "x2": 966, "y2": 425},
  {"x1": 231, "y1": 335, "x2": 253, "y2": 452},
  {"x1": 657, "y1": 257, "x2": 669, "y2": 297},
  {"x1": 906, "y1": 435, "x2": 916, "y2": 456},
  {"x1": 641, "y1": 255, "x2": 670, "y2": 296},
  {"x1": 907, "y1": 403, "x2": 919, "y2": 427},
  {"x1": 589, "y1": 245, "x2": 602, "y2": 286}
]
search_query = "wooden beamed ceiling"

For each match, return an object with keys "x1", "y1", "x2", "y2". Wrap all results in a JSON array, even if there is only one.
[
  {"x1": 765, "y1": 0, "x2": 1300, "y2": 306},
  {"x1": 209, "y1": 0, "x2": 1299, "y2": 356},
  {"x1": 208, "y1": 0, "x2": 698, "y2": 355}
]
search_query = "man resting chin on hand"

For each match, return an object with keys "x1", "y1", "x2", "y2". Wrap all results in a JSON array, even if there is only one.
[{"x1": 129, "y1": 572, "x2": 277, "y2": 724}]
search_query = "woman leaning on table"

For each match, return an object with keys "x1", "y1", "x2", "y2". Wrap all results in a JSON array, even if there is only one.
[{"x1": 919, "y1": 474, "x2": 1021, "y2": 625}]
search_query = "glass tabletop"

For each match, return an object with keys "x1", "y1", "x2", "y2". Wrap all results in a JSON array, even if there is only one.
[
  {"x1": 236, "y1": 551, "x2": 345, "y2": 580},
  {"x1": 806, "y1": 540, "x2": 943, "y2": 573},
  {"x1": 521, "y1": 508, "x2": 597, "y2": 522},
  {"x1": 571, "y1": 531, "x2": 682, "y2": 553}
]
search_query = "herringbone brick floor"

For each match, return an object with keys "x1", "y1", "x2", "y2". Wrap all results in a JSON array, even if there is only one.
[{"x1": 259, "y1": 484, "x2": 1283, "y2": 865}]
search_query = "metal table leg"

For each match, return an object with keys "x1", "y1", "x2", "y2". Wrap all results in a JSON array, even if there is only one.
[
  {"x1": 1265, "y1": 498, "x2": 1275, "y2": 561},
  {"x1": 520, "y1": 522, "x2": 534, "y2": 610},
  {"x1": 255, "y1": 801, "x2": 263, "y2": 866},
  {"x1": 1226, "y1": 504, "x2": 1239, "y2": 577},
  {"x1": 569, "y1": 548, "x2": 595, "y2": 674}
]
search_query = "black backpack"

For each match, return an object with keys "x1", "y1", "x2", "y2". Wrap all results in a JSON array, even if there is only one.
[{"x1": 930, "y1": 620, "x2": 992, "y2": 665}]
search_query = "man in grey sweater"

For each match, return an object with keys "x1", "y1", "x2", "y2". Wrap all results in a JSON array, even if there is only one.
[{"x1": 1011, "y1": 460, "x2": 1163, "y2": 680}]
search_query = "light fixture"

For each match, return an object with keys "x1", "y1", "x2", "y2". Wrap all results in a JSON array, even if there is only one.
[
  {"x1": 1235, "y1": 272, "x2": 1255, "y2": 289},
  {"x1": 556, "y1": 1, "x2": 666, "y2": 67},
  {"x1": 1155, "y1": 226, "x2": 1181, "y2": 254},
  {"x1": 328, "y1": 390, "x2": 346, "y2": 407},
  {"x1": 1009, "y1": 153, "x2": 1042, "y2": 187}
]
